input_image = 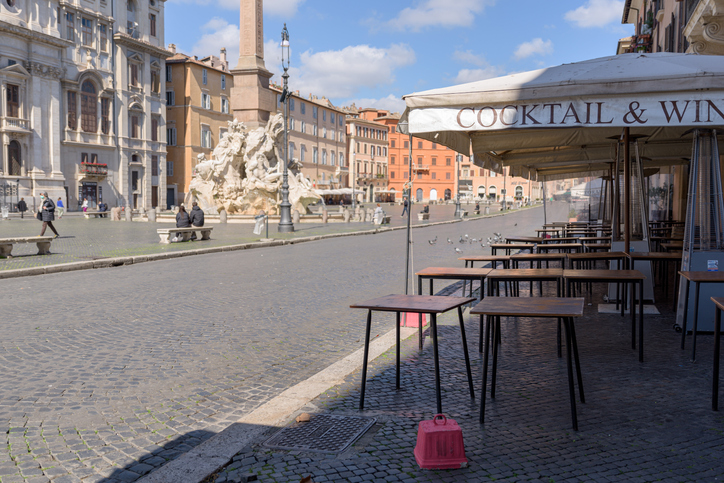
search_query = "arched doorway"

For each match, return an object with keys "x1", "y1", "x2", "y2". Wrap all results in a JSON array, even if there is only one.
[
  {"x1": 515, "y1": 186, "x2": 524, "y2": 199},
  {"x1": 416, "y1": 188, "x2": 423, "y2": 202},
  {"x1": 488, "y1": 185, "x2": 497, "y2": 200},
  {"x1": 444, "y1": 189, "x2": 451, "y2": 200},
  {"x1": 477, "y1": 186, "x2": 486, "y2": 198},
  {"x1": 8, "y1": 141, "x2": 21, "y2": 176},
  {"x1": 429, "y1": 188, "x2": 438, "y2": 201}
]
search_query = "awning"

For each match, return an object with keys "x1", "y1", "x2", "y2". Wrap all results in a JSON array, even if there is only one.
[{"x1": 402, "y1": 53, "x2": 724, "y2": 180}]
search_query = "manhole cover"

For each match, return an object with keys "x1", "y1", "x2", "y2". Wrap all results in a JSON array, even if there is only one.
[{"x1": 263, "y1": 415, "x2": 376, "y2": 454}]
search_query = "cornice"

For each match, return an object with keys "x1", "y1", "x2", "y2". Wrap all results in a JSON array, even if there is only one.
[
  {"x1": 57, "y1": 1, "x2": 115, "y2": 24},
  {"x1": 0, "y1": 20, "x2": 73, "y2": 48},
  {"x1": 114, "y1": 32, "x2": 172, "y2": 58}
]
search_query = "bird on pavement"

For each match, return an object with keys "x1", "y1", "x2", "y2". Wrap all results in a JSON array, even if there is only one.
[
  {"x1": 455, "y1": 247, "x2": 463, "y2": 254},
  {"x1": 447, "y1": 238, "x2": 453, "y2": 244},
  {"x1": 459, "y1": 236, "x2": 465, "y2": 244},
  {"x1": 428, "y1": 239, "x2": 436, "y2": 245}
]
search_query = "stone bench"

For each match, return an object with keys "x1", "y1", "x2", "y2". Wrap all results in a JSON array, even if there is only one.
[
  {"x1": 0, "y1": 236, "x2": 54, "y2": 258},
  {"x1": 157, "y1": 227, "x2": 213, "y2": 244},
  {"x1": 84, "y1": 211, "x2": 110, "y2": 219},
  {"x1": 417, "y1": 212, "x2": 430, "y2": 221},
  {"x1": 373, "y1": 215, "x2": 391, "y2": 225}
]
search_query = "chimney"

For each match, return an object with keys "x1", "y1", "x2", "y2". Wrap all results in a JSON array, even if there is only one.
[
  {"x1": 220, "y1": 48, "x2": 228, "y2": 71},
  {"x1": 168, "y1": 43, "x2": 177, "y2": 54}
]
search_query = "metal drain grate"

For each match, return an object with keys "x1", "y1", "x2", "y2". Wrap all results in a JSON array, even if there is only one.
[{"x1": 263, "y1": 415, "x2": 376, "y2": 454}]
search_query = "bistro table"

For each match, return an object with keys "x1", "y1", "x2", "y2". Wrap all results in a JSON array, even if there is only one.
[
  {"x1": 679, "y1": 271, "x2": 724, "y2": 361},
  {"x1": 662, "y1": 241, "x2": 684, "y2": 251},
  {"x1": 487, "y1": 268, "x2": 564, "y2": 297},
  {"x1": 459, "y1": 255, "x2": 510, "y2": 269},
  {"x1": 536, "y1": 243, "x2": 583, "y2": 254},
  {"x1": 536, "y1": 228, "x2": 563, "y2": 238},
  {"x1": 711, "y1": 297, "x2": 724, "y2": 411},
  {"x1": 568, "y1": 251, "x2": 628, "y2": 269},
  {"x1": 350, "y1": 294, "x2": 476, "y2": 414},
  {"x1": 505, "y1": 236, "x2": 543, "y2": 244},
  {"x1": 471, "y1": 297, "x2": 585, "y2": 429},
  {"x1": 627, "y1": 251, "x2": 682, "y2": 304},
  {"x1": 490, "y1": 243, "x2": 536, "y2": 255},
  {"x1": 564, "y1": 269, "x2": 646, "y2": 362},
  {"x1": 541, "y1": 237, "x2": 580, "y2": 244},
  {"x1": 510, "y1": 253, "x2": 567, "y2": 296}
]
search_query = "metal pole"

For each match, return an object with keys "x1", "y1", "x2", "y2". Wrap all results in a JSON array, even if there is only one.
[
  {"x1": 404, "y1": 133, "x2": 413, "y2": 294},
  {"x1": 454, "y1": 154, "x2": 463, "y2": 217},
  {"x1": 278, "y1": 24, "x2": 294, "y2": 233},
  {"x1": 624, "y1": 127, "x2": 631, "y2": 253},
  {"x1": 542, "y1": 181, "x2": 547, "y2": 225}
]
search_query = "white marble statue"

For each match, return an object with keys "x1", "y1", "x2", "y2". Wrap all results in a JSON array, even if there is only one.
[{"x1": 185, "y1": 113, "x2": 320, "y2": 215}]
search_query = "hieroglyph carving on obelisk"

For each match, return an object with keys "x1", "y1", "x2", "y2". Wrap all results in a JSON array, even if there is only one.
[{"x1": 238, "y1": 0, "x2": 267, "y2": 70}]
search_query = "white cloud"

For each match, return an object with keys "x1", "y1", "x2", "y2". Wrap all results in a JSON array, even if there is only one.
[
  {"x1": 564, "y1": 0, "x2": 624, "y2": 28},
  {"x1": 453, "y1": 67, "x2": 505, "y2": 85},
  {"x1": 288, "y1": 44, "x2": 416, "y2": 100},
  {"x1": 343, "y1": 94, "x2": 407, "y2": 114},
  {"x1": 388, "y1": 0, "x2": 495, "y2": 31},
  {"x1": 514, "y1": 38, "x2": 553, "y2": 60},
  {"x1": 453, "y1": 50, "x2": 490, "y2": 67},
  {"x1": 191, "y1": 18, "x2": 240, "y2": 65},
  {"x1": 168, "y1": 0, "x2": 304, "y2": 14}
]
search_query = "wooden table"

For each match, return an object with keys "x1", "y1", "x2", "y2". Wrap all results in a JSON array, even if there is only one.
[
  {"x1": 652, "y1": 236, "x2": 684, "y2": 252},
  {"x1": 487, "y1": 268, "x2": 563, "y2": 297},
  {"x1": 350, "y1": 294, "x2": 476, "y2": 414},
  {"x1": 662, "y1": 241, "x2": 684, "y2": 251},
  {"x1": 505, "y1": 236, "x2": 543, "y2": 244},
  {"x1": 471, "y1": 297, "x2": 585, "y2": 429},
  {"x1": 627, "y1": 252, "x2": 682, "y2": 303},
  {"x1": 509, "y1": 254, "x2": 567, "y2": 297},
  {"x1": 584, "y1": 242, "x2": 611, "y2": 252},
  {"x1": 541, "y1": 237, "x2": 579, "y2": 244},
  {"x1": 536, "y1": 228, "x2": 562, "y2": 238},
  {"x1": 679, "y1": 271, "x2": 724, "y2": 361},
  {"x1": 564, "y1": 269, "x2": 646, "y2": 362},
  {"x1": 711, "y1": 297, "x2": 724, "y2": 411},
  {"x1": 459, "y1": 255, "x2": 510, "y2": 269},
  {"x1": 536, "y1": 243, "x2": 583, "y2": 254},
  {"x1": 568, "y1": 251, "x2": 628, "y2": 270},
  {"x1": 490, "y1": 243, "x2": 535, "y2": 255},
  {"x1": 580, "y1": 237, "x2": 612, "y2": 243}
]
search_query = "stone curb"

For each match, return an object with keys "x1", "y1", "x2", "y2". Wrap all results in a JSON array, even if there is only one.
[
  {"x1": 136, "y1": 326, "x2": 419, "y2": 483},
  {"x1": 0, "y1": 207, "x2": 527, "y2": 280}
]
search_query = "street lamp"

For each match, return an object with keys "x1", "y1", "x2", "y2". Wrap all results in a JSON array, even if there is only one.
[
  {"x1": 277, "y1": 23, "x2": 294, "y2": 233},
  {"x1": 454, "y1": 154, "x2": 464, "y2": 218}
]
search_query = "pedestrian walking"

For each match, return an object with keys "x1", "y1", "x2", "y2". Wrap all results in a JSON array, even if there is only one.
[
  {"x1": 81, "y1": 198, "x2": 89, "y2": 212},
  {"x1": 175, "y1": 204, "x2": 190, "y2": 241},
  {"x1": 188, "y1": 201, "x2": 204, "y2": 240},
  {"x1": 56, "y1": 197, "x2": 64, "y2": 218},
  {"x1": 401, "y1": 197, "x2": 409, "y2": 217},
  {"x1": 17, "y1": 197, "x2": 27, "y2": 219},
  {"x1": 38, "y1": 192, "x2": 59, "y2": 238}
]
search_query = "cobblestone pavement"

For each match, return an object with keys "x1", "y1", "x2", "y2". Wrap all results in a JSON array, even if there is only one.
[
  {"x1": 0, "y1": 203, "x2": 557, "y2": 482},
  {"x1": 212, "y1": 256, "x2": 724, "y2": 483},
  {"x1": 0, "y1": 203, "x2": 504, "y2": 271}
]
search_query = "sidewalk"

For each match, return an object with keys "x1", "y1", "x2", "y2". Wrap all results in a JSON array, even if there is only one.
[
  {"x1": 207, "y1": 271, "x2": 724, "y2": 482},
  {"x1": 0, "y1": 203, "x2": 509, "y2": 273}
]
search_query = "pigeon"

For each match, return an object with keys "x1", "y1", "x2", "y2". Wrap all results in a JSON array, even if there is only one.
[
  {"x1": 472, "y1": 238, "x2": 477, "y2": 243},
  {"x1": 455, "y1": 247, "x2": 463, "y2": 254},
  {"x1": 459, "y1": 236, "x2": 465, "y2": 244},
  {"x1": 514, "y1": 223, "x2": 518, "y2": 226},
  {"x1": 464, "y1": 234, "x2": 469, "y2": 239},
  {"x1": 432, "y1": 236, "x2": 438, "y2": 243},
  {"x1": 428, "y1": 239, "x2": 436, "y2": 245},
  {"x1": 447, "y1": 238, "x2": 453, "y2": 244}
]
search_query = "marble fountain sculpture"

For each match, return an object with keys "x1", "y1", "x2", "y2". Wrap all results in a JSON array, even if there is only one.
[{"x1": 184, "y1": 113, "x2": 320, "y2": 215}]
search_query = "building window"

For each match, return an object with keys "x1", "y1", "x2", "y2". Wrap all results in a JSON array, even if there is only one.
[
  {"x1": 202, "y1": 93, "x2": 210, "y2": 109},
  {"x1": 432, "y1": 143, "x2": 437, "y2": 149},
  {"x1": 166, "y1": 127, "x2": 176, "y2": 145},
  {"x1": 300, "y1": 102, "x2": 305, "y2": 115},
  {"x1": 202, "y1": 69, "x2": 207, "y2": 85},
  {"x1": 130, "y1": 114, "x2": 140, "y2": 138},
  {"x1": 152, "y1": 155, "x2": 159, "y2": 176},
  {"x1": 300, "y1": 120, "x2": 306, "y2": 133},
  {"x1": 219, "y1": 128, "x2": 227, "y2": 141},
  {"x1": 221, "y1": 74, "x2": 226, "y2": 90},
  {"x1": 166, "y1": 64, "x2": 172, "y2": 82},
  {"x1": 151, "y1": 117, "x2": 158, "y2": 141},
  {"x1": 391, "y1": 171, "x2": 395, "y2": 179},
  {"x1": 446, "y1": 158, "x2": 451, "y2": 166},
  {"x1": 339, "y1": 153, "x2": 344, "y2": 166},
  {"x1": 300, "y1": 144, "x2": 306, "y2": 162},
  {"x1": 81, "y1": 17, "x2": 92, "y2": 46},
  {"x1": 99, "y1": 23, "x2": 108, "y2": 51},
  {"x1": 403, "y1": 171, "x2": 407, "y2": 178},
  {"x1": 313, "y1": 124, "x2": 318, "y2": 136},
  {"x1": 432, "y1": 172, "x2": 437, "y2": 179},
  {"x1": 149, "y1": 13, "x2": 156, "y2": 37},
  {"x1": 201, "y1": 127, "x2": 211, "y2": 148},
  {"x1": 331, "y1": 151, "x2": 336, "y2": 166},
  {"x1": 391, "y1": 140, "x2": 395, "y2": 148},
  {"x1": 391, "y1": 126, "x2": 396, "y2": 133},
  {"x1": 432, "y1": 157, "x2": 437, "y2": 166},
  {"x1": 339, "y1": 116, "x2": 344, "y2": 127},
  {"x1": 101, "y1": 98, "x2": 111, "y2": 134},
  {"x1": 323, "y1": 110, "x2": 326, "y2": 122},
  {"x1": 363, "y1": 144, "x2": 367, "y2": 154},
  {"x1": 289, "y1": 142, "x2": 295, "y2": 160},
  {"x1": 166, "y1": 91, "x2": 174, "y2": 106},
  {"x1": 67, "y1": 91, "x2": 77, "y2": 130},
  {"x1": 6, "y1": 84, "x2": 19, "y2": 118},
  {"x1": 313, "y1": 106, "x2": 318, "y2": 119},
  {"x1": 322, "y1": 150, "x2": 327, "y2": 165},
  {"x1": 166, "y1": 161, "x2": 174, "y2": 176},
  {"x1": 313, "y1": 147, "x2": 318, "y2": 164},
  {"x1": 8, "y1": 140, "x2": 21, "y2": 176},
  {"x1": 404, "y1": 140, "x2": 408, "y2": 148},
  {"x1": 80, "y1": 81, "x2": 97, "y2": 132},
  {"x1": 130, "y1": 63, "x2": 140, "y2": 86},
  {"x1": 66, "y1": 13, "x2": 74, "y2": 41},
  {"x1": 221, "y1": 97, "x2": 229, "y2": 114},
  {"x1": 418, "y1": 141, "x2": 423, "y2": 149},
  {"x1": 446, "y1": 172, "x2": 451, "y2": 180},
  {"x1": 390, "y1": 156, "x2": 395, "y2": 165},
  {"x1": 330, "y1": 112, "x2": 335, "y2": 124},
  {"x1": 322, "y1": 127, "x2": 326, "y2": 139},
  {"x1": 151, "y1": 69, "x2": 160, "y2": 94},
  {"x1": 290, "y1": 97, "x2": 295, "y2": 111}
]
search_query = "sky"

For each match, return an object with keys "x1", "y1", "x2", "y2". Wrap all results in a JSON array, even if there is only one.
[{"x1": 165, "y1": 0, "x2": 634, "y2": 114}]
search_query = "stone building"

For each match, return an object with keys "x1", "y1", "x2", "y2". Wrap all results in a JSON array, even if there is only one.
[
  {"x1": 165, "y1": 47, "x2": 233, "y2": 207},
  {"x1": 345, "y1": 107, "x2": 389, "y2": 202},
  {"x1": 0, "y1": 0, "x2": 169, "y2": 212}
]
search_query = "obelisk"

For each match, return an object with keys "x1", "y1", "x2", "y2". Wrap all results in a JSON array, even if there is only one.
[{"x1": 231, "y1": 0, "x2": 274, "y2": 129}]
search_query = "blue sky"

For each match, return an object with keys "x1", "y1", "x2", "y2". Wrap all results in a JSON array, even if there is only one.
[{"x1": 165, "y1": 0, "x2": 634, "y2": 113}]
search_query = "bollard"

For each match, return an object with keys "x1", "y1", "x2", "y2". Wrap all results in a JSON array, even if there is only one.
[
  {"x1": 414, "y1": 414, "x2": 467, "y2": 470},
  {"x1": 219, "y1": 209, "x2": 227, "y2": 223},
  {"x1": 124, "y1": 207, "x2": 132, "y2": 222},
  {"x1": 321, "y1": 209, "x2": 328, "y2": 223},
  {"x1": 292, "y1": 209, "x2": 300, "y2": 224},
  {"x1": 343, "y1": 209, "x2": 351, "y2": 223},
  {"x1": 147, "y1": 208, "x2": 156, "y2": 222}
]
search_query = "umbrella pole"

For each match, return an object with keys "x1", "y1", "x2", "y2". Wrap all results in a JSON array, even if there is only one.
[
  {"x1": 624, "y1": 127, "x2": 631, "y2": 254},
  {"x1": 542, "y1": 182, "x2": 547, "y2": 225},
  {"x1": 404, "y1": 133, "x2": 413, "y2": 295}
]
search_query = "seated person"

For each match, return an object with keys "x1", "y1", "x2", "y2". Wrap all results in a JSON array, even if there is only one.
[
  {"x1": 422, "y1": 205, "x2": 429, "y2": 214},
  {"x1": 175, "y1": 205, "x2": 191, "y2": 240}
]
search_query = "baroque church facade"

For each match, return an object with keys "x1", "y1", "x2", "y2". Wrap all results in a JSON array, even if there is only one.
[{"x1": 0, "y1": 0, "x2": 169, "y2": 211}]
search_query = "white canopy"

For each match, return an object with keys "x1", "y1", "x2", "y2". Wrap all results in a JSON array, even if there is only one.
[{"x1": 402, "y1": 53, "x2": 724, "y2": 180}]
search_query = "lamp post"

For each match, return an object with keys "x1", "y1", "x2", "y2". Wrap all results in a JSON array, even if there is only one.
[
  {"x1": 277, "y1": 24, "x2": 294, "y2": 233},
  {"x1": 454, "y1": 154, "x2": 464, "y2": 218}
]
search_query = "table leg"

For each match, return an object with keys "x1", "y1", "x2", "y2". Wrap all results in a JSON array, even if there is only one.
[
  {"x1": 491, "y1": 316, "x2": 500, "y2": 399},
  {"x1": 714, "y1": 306, "x2": 721, "y2": 411},
  {"x1": 431, "y1": 313, "x2": 443, "y2": 414},
  {"x1": 418, "y1": 313, "x2": 423, "y2": 351},
  {"x1": 480, "y1": 314, "x2": 492, "y2": 424},
  {"x1": 681, "y1": 279, "x2": 690, "y2": 349},
  {"x1": 458, "y1": 306, "x2": 475, "y2": 400},
  {"x1": 430, "y1": 278, "x2": 433, "y2": 296},
  {"x1": 692, "y1": 282, "x2": 701, "y2": 362},
  {"x1": 478, "y1": 314, "x2": 484, "y2": 353},
  {"x1": 639, "y1": 280, "x2": 644, "y2": 363},
  {"x1": 631, "y1": 281, "x2": 636, "y2": 350},
  {"x1": 359, "y1": 310, "x2": 372, "y2": 411},
  {"x1": 569, "y1": 317, "x2": 585, "y2": 403},
  {"x1": 563, "y1": 317, "x2": 579, "y2": 431},
  {"x1": 395, "y1": 312, "x2": 401, "y2": 390}
]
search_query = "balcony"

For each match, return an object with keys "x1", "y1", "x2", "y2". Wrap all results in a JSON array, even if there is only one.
[
  {"x1": 413, "y1": 164, "x2": 430, "y2": 173},
  {"x1": 2, "y1": 117, "x2": 30, "y2": 132},
  {"x1": 80, "y1": 162, "x2": 108, "y2": 177}
]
